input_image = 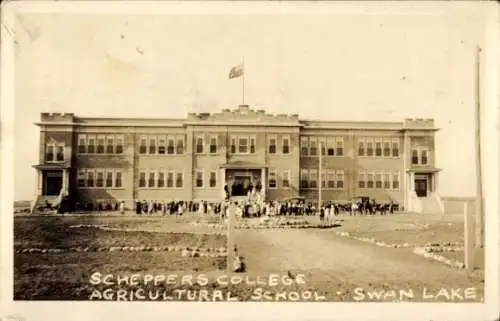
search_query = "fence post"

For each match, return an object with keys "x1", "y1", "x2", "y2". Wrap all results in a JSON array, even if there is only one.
[{"x1": 464, "y1": 201, "x2": 475, "y2": 270}]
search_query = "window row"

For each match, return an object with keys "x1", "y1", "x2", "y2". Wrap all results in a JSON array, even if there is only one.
[
  {"x1": 358, "y1": 138, "x2": 399, "y2": 157},
  {"x1": 267, "y1": 169, "x2": 290, "y2": 189},
  {"x1": 411, "y1": 149, "x2": 429, "y2": 165},
  {"x1": 229, "y1": 135, "x2": 257, "y2": 154},
  {"x1": 139, "y1": 169, "x2": 185, "y2": 188},
  {"x1": 300, "y1": 137, "x2": 344, "y2": 157},
  {"x1": 358, "y1": 171, "x2": 400, "y2": 190},
  {"x1": 300, "y1": 169, "x2": 345, "y2": 189},
  {"x1": 77, "y1": 169, "x2": 123, "y2": 188},
  {"x1": 194, "y1": 170, "x2": 218, "y2": 188},
  {"x1": 45, "y1": 143, "x2": 65, "y2": 162},
  {"x1": 139, "y1": 135, "x2": 185, "y2": 155},
  {"x1": 78, "y1": 135, "x2": 124, "y2": 154},
  {"x1": 268, "y1": 136, "x2": 291, "y2": 155}
]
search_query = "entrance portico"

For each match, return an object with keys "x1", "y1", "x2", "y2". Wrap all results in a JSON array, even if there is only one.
[
  {"x1": 219, "y1": 161, "x2": 267, "y2": 201},
  {"x1": 407, "y1": 168, "x2": 441, "y2": 198},
  {"x1": 33, "y1": 164, "x2": 70, "y2": 197}
]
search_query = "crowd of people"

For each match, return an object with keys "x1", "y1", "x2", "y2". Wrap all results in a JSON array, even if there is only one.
[
  {"x1": 124, "y1": 198, "x2": 399, "y2": 217},
  {"x1": 57, "y1": 185, "x2": 399, "y2": 217}
]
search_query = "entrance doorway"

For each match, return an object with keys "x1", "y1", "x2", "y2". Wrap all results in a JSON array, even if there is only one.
[
  {"x1": 43, "y1": 170, "x2": 63, "y2": 196},
  {"x1": 231, "y1": 175, "x2": 251, "y2": 196},
  {"x1": 414, "y1": 178, "x2": 428, "y2": 197}
]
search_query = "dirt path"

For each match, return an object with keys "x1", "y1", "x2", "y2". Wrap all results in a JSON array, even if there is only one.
[{"x1": 234, "y1": 229, "x2": 484, "y2": 301}]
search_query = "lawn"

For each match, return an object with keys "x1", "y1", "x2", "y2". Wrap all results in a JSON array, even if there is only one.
[
  {"x1": 335, "y1": 213, "x2": 467, "y2": 245},
  {"x1": 13, "y1": 213, "x2": 485, "y2": 302},
  {"x1": 14, "y1": 216, "x2": 227, "y2": 300}
]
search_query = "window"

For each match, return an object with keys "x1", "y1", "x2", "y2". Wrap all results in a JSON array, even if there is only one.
[
  {"x1": 383, "y1": 172, "x2": 391, "y2": 189},
  {"x1": 366, "y1": 140, "x2": 374, "y2": 156},
  {"x1": 300, "y1": 169, "x2": 309, "y2": 189},
  {"x1": 209, "y1": 171, "x2": 217, "y2": 188},
  {"x1": 167, "y1": 137, "x2": 175, "y2": 154},
  {"x1": 283, "y1": 170, "x2": 290, "y2": 188},
  {"x1": 158, "y1": 136, "x2": 166, "y2": 155},
  {"x1": 230, "y1": 138, "x2": 236, "y2": 154},
  {"x1": 209, "y1": 136, "x2": 217, "y2": 154},
  {"x1": 282, "y1": 136, "x2": 290, "y2": 154},
  {"x1": 268, "y1": 169, "x2": 277, "y2": 189},
  {"x1": 412, "y1": 150, "x2": 419, "y2": 164},
  {"x1": 269, "y1": 136, "x2": 276, "y2": 154},
  {"x1": 358, "y1": 139, "x2": 365, "y2": 156},
  {"x1": 149, "y1": 137, "x2": 156, "y2": 154},
  {"x1": 336, "y1": 138, "x2": 344, "y2": 156},
  {"x1": 94, "y1": 170, "x2": 103, "y2": 187},
  {"x1": 250, "y1": 137, "x2": 256, "y2": 153},
  {"x1": 375, "y1": 140, "x2": 382, "y2": 157},
  {"x1": 238, "y1": 138, "x2": 248, "y2": 153},
  {"x1": 367, "y1": 173, "x2": 374, "y2": 188},
  {"x1": 301, "y1": 137, "x2": 309, "y2": 156},
  {"x1": 148, "y1": 171, "x2": 155, "y2": 188},
  {"x1": 175, "y1": 171, "x2": 183, "y2": 188},
  {"x1": 358, "y1": 172, "x2": 366, "y2": 188},
  {"x1": 115, "y1": 171, "x2": 123, "y2": 188},
  {"x1": 309, "y1": 137, "x2": 317, "y2": 156},
  {"x1": 158, "y1": 171, "x2": 165, "y2": 188},
  {"x1": 392, "y1": 173, "x2": 400, "y2": 189},
  {"x1": 55, "y1": 144, "x2": 64, "y2": 161},
  {"x1": 105, "y1": 170, "x2": 113, "y2": 187},
  {"x1": 106, "y1": 136, "x2": 114, "y2": 154},
  {"x1": 196, "y1": 136, "x2": 204, "y2": 154},
  {"x1": 139, "y1": 137, "x2": 147, "y2": 154},
  {"x1": 327, "y1": 169, "x2": 335, "y2": 188},
  {"x1": 195, "y1": 170, "x2": 204, "y2": 188},
  {"x1": 45, "y1": 144, "x2": 54, "y2": 161},
  {"x1": 176, "y1": 136, "x2": 184, "y2": 154},
  {"x1": 392, "y1": 140, "x2": 399, "y2": 157},
  {"x1": 87, "y1": 170, "x2": 95, "y2": 187},
  {"x1": 327, "y1": 137, "x2": 335, "y2": 156},
  {"x1": 87, "y1": 136, "x2": 96, "y2": 154},
  {"x1": 167, "y1": 171, "x2": 174, "y2": 188},
  {"x1": 77, "y1": 170, "x2": 86, "y2": 187},
  {"x1": 336, "y1": 171, "x2": 344, "y2": 189},
  {"x1": 78, "y1": 135, "x2": 86, "y2": 154},
  {"x1": 97, "y1": 136, "x2": 105, "y2": 154},
  {"x1": 309, "y1": 169, "x2": 318, "y2": 189},
  {"x1": 383, "y1": 141, "x2": 391, "y2": 157},
  {"x1": 421, "y1": 150, "x2": 428, "y2": 165},
  {"x1": 116, "y1": 136, "x2": 124, "y2": 154},
  {"x1": 139, "y1": 171, "x2": 146, "y2": 188},
  {"x1": 375, "y1": 172, "x2": 382, "y2": 188}
]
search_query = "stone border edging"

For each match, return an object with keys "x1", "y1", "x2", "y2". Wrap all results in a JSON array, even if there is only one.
[
  {"x1": 334, "y1": 231, "x2": 464, "y2": 249},
  {"x1": 15, "y1": 246, "x2": 228, "y2": 257},
  {"x1": 413, "y1": 247, "x2": 465, "y2": 269},
  {"x1": 68, "y1": 224, "x2": 225, "y2": 235}
]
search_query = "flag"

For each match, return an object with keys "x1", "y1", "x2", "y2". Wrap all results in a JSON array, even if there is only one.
[{"x1": 229, "y1": 64, "x2": 244, "y2": 79}]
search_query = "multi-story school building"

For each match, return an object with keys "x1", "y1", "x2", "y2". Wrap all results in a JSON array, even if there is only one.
[{"x1": 33, "y1": 105, "x2": 442, "y2": 212}]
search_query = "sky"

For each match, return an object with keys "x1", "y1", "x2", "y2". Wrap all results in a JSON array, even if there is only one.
[{"x1": 11, "y1": 2, "x2": 494, "y2": 201}]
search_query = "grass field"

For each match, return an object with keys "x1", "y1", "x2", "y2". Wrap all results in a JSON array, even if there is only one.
[{"x1": 13, "y1": 212, "x2": 485, "y2": 302}]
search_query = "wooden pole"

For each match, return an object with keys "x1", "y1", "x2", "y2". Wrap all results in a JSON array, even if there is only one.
[
  {"x1": 464, "y1": 201, "x2": 476, "y2": 270},
  {"x1": 474, "y1": 46, "x2": 484, "y2": 248},
  {"x1": 318, "y1": 141, "x2": 323, "y2": 214},
  {"x1": 227, "y1": 203, "x2": 236, "y2": 273}
]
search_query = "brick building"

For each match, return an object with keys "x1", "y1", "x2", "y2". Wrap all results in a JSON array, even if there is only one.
[{"x1": 33, "y1": 105, "x2": 442, "y2": 212}]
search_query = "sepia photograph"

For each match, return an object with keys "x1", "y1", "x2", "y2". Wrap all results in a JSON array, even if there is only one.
[{"x1": 1, "y1": 1, "x2": 499, "y2": 320}]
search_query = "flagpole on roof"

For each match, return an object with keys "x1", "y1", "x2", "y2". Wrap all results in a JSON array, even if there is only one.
[{"x1": 242, "y1": 56, "x2": 245, "y2": 105}]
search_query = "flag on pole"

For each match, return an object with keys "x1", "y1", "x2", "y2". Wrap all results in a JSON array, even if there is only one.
[{"x1": 229, "y1": 63, "x2": 244, "y2": 79}]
